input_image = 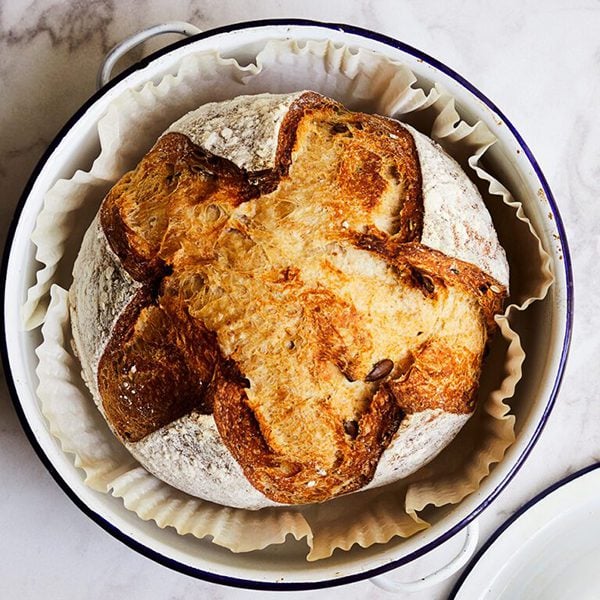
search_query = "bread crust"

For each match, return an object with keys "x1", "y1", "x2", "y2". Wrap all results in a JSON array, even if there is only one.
[{"x1": 70, "y1": 92, "x2": 508, "y2": 508}]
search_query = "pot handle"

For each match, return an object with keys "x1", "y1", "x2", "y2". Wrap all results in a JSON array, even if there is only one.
[
  {"x1": 97, "y1": 22, "x2": 202, "y2": 89},
  {"x1": 369, "y1": 521, "x2": 479, "y2": 593}
]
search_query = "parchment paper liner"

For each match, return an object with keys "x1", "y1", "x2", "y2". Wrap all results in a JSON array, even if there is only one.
[{"x1": 25, "y1": 39, "x2": 553, "y2": 561}]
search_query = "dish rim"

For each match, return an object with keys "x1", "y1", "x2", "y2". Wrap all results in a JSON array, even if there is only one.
[{"x1": 448, "y1": 462, "x2": 600, "y2": 598}]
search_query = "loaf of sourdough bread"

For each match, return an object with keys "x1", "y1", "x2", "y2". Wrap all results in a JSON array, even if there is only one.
[{"x1": 70, "y1": 91, "x2": 508, "y2": 509}]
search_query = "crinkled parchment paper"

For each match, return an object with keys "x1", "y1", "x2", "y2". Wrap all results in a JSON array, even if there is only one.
[{"x1": 25, "y1": 39, "x2": 553, "y2": 561}]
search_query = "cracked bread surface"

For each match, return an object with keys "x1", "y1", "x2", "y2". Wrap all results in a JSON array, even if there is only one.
[{"x1": 70, "y1": 91, "x2": 508, "y2": 508}]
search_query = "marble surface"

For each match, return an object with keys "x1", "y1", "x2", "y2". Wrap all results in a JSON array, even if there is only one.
[{"x1": 1, "y1": 1, "x2": 599, "y2": 598}]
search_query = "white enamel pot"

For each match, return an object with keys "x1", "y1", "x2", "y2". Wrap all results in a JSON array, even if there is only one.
[{"x1": 1, "y1": 19, "x2": 572, "y2": 592}]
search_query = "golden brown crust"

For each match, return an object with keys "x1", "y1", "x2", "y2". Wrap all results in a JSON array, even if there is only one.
[
  {"x1": 212, "y1": 366, "x2": 404, "y2": 504},
  {"x1": 350, "y1": 233, "x2": 506, "y2": 333},
  {"x1": 275, "y1": 91, "x2": 424, "y2": 241},
  {"x1": 100, "y1": 133, "x2": 259, "y2": 282},
  {"x1": 95, "y1": 92, "x2": 506, "y2": 504},
  {"x1": 97, "y1": 287, "x2": 219, "y2": 442}
]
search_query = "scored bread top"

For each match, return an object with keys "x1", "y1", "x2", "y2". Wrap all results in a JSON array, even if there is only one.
[
  {"x1": 71, "y1": 92, "x2": 507, "y2": 506},
  {"x1": 169, "y1": 93, "x2": 510, "y2": 288}
]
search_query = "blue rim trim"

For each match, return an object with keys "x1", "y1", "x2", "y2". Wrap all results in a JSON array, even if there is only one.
[
  {"x1": 449, "y1": 462, "x2": 600, "y2": 598},
  {"x1": 1, "y1": 18, "x2": 573, "y2": 591}
]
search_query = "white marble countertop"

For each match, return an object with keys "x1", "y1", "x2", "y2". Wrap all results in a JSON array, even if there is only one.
[{"x1": 1, "y1": 1, "x2": 599, "y2": 598}]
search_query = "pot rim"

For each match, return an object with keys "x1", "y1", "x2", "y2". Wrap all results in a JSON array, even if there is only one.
[{"x1": 0, "y1": 18, "x2": 573, "y2": 591}]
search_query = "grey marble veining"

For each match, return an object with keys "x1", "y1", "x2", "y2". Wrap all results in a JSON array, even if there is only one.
[{"x1": 1, "y1": 1, "x2": 599, "y2": 598}]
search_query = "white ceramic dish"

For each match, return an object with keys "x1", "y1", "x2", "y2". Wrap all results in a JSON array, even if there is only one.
[
  {"x1": 1, "y1": 19, "x2": 572, "y2": 590},
  {"x1": 450, "y1": 464, "x2": 600, "y2": 599}
]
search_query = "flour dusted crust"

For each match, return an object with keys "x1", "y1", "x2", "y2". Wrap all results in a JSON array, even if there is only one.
[
  {"x1": 70, "y1": 91, "x2": 508, "y2": 509},
  {"x1": 167, "y1": 92, "x2": 304, "y2": 173}
]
